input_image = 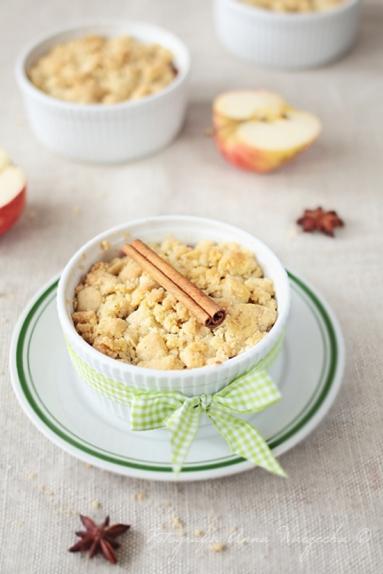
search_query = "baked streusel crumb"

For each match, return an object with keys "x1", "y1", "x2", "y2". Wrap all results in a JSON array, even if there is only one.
[
  {"x1": 240, "y1": 0, "x2": 343, "y2": 12},
  {"x1": 72, "y1": 239, "x2": 277, "y2": 370},
  {"x1": 28, "y1": 35, "x2": 177, "y2": 104}
]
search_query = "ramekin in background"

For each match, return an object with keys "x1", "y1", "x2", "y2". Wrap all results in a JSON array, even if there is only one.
[
  {"x1": 57, "y1": 216, "x2": 290, "y2": 422},
  {"x1": 15, "y1": 23, "x2": 190, "y2": 163},
  {"x1": 214, "y1": 0, "x2": 361, "y2": 69}
]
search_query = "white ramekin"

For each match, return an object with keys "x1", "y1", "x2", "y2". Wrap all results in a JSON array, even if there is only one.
[
  {"x1": 15, "y1": 23, "x2": 190, "y2": 163},
  {"x1": 57, "y1": 216, "x2": 290, "y2": 423},
  {"x1": 214, "y1": 0, "x2": 360, "y2": 69}
]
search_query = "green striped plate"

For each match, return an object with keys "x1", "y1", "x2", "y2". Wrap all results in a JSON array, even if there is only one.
[{"x1": 10, "y1": 271, "x2": 344, "y2": 481}]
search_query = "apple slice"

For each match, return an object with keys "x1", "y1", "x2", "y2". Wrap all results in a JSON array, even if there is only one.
[
  {"x1": 0, "y1": 149, "x2": 26, "y2": 236},
  {"x1": 214, "y1": 90, "x2": 289, "y2": 122},
  {"x1": 213, "y1": 90, "x2": 321, "y2": 173},
  {"x1": 233, "y1": 110, "x2": 321, "y2": 172}
]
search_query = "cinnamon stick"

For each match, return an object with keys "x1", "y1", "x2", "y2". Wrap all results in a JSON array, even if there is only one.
[{"x1": 122, "y1": 240, "x2": 226, "y2": 329}]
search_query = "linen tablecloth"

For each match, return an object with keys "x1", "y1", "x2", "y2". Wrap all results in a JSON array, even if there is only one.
[{"x1": 0, "y1": 0, "x2": 382, "y2": 572}]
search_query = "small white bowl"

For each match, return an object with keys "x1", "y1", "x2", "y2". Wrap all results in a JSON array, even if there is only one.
[
  {"x1": 214, "y1": 0, "x2": 361, "y2": 69},
  {"x1": 16, "y1": 23, "x2": 190, "y2": 163},
  {"x1": 57, "y1": 216, "x2": 290, "y2": 421}
]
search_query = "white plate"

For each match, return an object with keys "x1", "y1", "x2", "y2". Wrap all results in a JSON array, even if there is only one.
[{"x1": 10, "y1": 271, "x2": 344, "y2": 481}]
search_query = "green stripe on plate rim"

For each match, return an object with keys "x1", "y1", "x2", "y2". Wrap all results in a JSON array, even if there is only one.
[{"x1": 15, "y1": 272, "x2": 337, "y2": 473}]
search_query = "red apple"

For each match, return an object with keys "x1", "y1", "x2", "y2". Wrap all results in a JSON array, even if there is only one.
[
  {"x1": 0, "y1": 148, "x2": 26, "y2": 236},
  {"x1": 213, "y1": 91, "x2": 321, "y2": 173}
]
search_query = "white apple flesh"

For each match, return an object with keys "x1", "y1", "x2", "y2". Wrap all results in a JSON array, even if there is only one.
[
  {"x1": 0, "y1": 150, "x2": 26, "y2": 236},
  {"x1": 214, "y1": 90, "x2": 288, "y2": 122},
  {"x1": 0, "y1": 148, "x2": 10, "y2": 171},
  {"x1": 213, "y1": 91, "x2": 321, "y2": 173}
]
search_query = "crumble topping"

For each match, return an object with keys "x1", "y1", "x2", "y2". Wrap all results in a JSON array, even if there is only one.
[
  {"x1": 72, "y1": 238, "x2": 277, "y2": 370},
  {"x1": 240, "y1": 0, "x2": 344, "y2": 12},
  {"x1": 28, "y1": 35, "x2": 177, "y2": 104}
]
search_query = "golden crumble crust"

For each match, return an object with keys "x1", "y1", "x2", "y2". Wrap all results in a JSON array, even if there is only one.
[
  {"x1": 72, "y1": 239, "x2": 277, "y2": 370},
  {"x1": 28, "y1": 35, "x2": 177, "y2": 104},
  {"x1": 241, "y1": 0, "x2": 343, "y2": 12}
]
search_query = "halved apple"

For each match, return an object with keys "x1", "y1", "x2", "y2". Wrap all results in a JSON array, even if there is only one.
[
  {"x1": 0, "y1": 148, "x2": 26, "y2": 236},
  {"x1": 213, "y1": 91, "x2": 321, "y2": 173}
]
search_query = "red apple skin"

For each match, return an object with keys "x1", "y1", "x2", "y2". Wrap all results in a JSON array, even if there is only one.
[
  {"x1": 215, "y1": 135, "x2": 277, "y2": 173},
  {"x1": 0, "y1": 187, "x2": 26, "y2": 236},
  {"x1": 215, "y1": 134, "x2": 315, "y2": 174},
  {"x1": 215, "y1": 136, "x2": 271, "y2": 173}
]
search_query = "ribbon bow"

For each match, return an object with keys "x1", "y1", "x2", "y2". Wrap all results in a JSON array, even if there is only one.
[
  {"x1": 68, "y1": 339, "x2": 285, "y2": 476},
  {"x1": 130, "y1": 344, "x2": 285, "y2": 476}
]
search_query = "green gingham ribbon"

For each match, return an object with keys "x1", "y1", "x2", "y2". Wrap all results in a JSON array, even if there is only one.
[{"x1": 68, "y1": 338, "x2": 285, "y2": 477}]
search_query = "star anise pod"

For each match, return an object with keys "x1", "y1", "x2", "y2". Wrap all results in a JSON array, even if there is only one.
[
  {"x1": 69, "y1": 514, "x2": 130, "y2": 565},
  {"x1": 297, "y1": 207, "x2": 344, "y2": 237}
]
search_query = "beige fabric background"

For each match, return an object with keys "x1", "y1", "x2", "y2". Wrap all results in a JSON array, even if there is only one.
[{"x1": 1, "y1": 0, "x2": 382, "y2": 572}]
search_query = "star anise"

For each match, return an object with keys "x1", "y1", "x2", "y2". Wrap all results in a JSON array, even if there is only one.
[
  {"x1": 297, "y1": 207, "x2": 344, "y2": 237},
  {"x1": 69, "y1": 515, "x2": 130, "y2": 565}
]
